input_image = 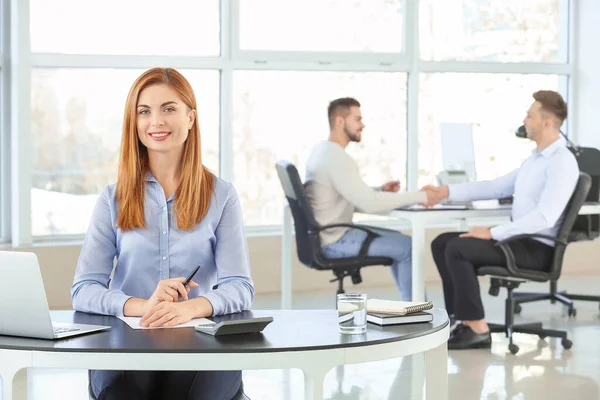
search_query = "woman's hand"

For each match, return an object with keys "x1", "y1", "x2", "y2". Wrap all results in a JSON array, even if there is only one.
[
  {"x1": 140, "y1": 301, "x2": 197, "y2": 328},
  {"x1": 145, "y1": 278, "x2": 199, "y2": 312}
]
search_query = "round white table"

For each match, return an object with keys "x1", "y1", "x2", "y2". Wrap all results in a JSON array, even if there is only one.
[{"x1": 0, "y1": 309, "x2": 449, "y2": 400}]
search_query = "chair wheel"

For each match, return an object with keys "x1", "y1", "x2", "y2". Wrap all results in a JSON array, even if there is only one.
[
  {"x1": 514, "y1": 304, "x2": 522, "y2": 314},
  {"x1": 562, "y1": 339, "x2": 573, "y2": 349},
  {"x1": 568, "y1": 308, "x2": 577, "y2": 317},
  {"x1": 509, "y1": 344, "x2": 520, "y2": 354}
]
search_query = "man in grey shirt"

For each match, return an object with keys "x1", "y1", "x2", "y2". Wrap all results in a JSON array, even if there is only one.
[{"x1": 305, "y1": 97, "x2": 430, "y2": 300}]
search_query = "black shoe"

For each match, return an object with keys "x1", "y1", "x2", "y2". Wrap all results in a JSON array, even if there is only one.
[
  {"x1": 450, "y1": 322, "x2": 466, "y2": 337},
  {"x1": 448, "y1": 325, "x2": 491, "y2": 350},
  {"x1": 449, "y1": 313, "x2": 456, "y2": 326}
]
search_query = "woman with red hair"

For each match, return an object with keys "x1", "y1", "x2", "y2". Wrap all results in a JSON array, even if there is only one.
[{"x1": 72, "y1": 68, "x2": 253, "y2": 399}]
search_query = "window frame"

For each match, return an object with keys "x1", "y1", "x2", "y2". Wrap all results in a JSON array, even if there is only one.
[{"x1": 2, "y1": 0, "x2": 574, "y2": 246}]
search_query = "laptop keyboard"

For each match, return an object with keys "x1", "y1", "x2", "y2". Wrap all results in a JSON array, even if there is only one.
[{"x1": 53, "y1": 326, "x2": 81, "y2": 334}]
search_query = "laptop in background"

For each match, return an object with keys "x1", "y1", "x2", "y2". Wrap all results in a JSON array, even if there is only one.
[{"x1": 0, "y1": 251, "x2": 110, "y2": 340}]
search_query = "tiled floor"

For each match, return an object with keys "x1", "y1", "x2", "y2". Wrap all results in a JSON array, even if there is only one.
[{"x1": 3, "y1": 276, "x2": 600, "y2": 399}]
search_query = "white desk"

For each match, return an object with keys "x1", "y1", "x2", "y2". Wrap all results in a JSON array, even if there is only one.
[{"x1": 281, "y1": 203, "x2": 600, "y2": 306}]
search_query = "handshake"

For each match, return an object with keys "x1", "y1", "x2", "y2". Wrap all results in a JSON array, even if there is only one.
[{"x1": 419, "y1": 185, "x2": 449, "y2": 207}]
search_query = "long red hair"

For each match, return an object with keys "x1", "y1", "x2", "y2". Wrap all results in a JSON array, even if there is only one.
[{"x1": 116, "y1": 67, "x2": 215, "y2": 231}]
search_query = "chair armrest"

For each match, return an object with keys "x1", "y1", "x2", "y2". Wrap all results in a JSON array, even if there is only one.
[
  {"x1": 314, "y1": 223, "x2": 380, "y2": 236},
  {"x1": 494, "y1": 243, "x2": 542, "y2": 280},
  {"x1": 495, "y1": 234, "x2": 567, "y2": 247},
  {"x1": 313, "y1": 224, "x2": 380, "y2": 259},
  {"x1": 494, "y1": 234, "x2": 566, "y2": 281}
]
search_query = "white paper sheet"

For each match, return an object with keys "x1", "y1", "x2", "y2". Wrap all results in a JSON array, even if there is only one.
[{"x1": 117, "y1": 316, "x2": 215, "y2": 330}]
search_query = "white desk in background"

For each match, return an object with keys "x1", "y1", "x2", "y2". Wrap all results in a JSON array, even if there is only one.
[
  {"x1": 379, "y1": 203, "x2": 600, "y2": 302},
  {"x1": 281, "y1": 203, "x2": 600, "y2": 306}
]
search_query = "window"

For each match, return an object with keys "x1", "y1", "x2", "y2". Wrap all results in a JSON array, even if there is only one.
[
  {"x1": 239, "y1": 0, "x2": 405, "y2": 53},
  {"x1": 0, "y1": 0, "x2": 5, "y2": 242},
  {"x1": 233, "y1": 71, "x2": 407, "y2": 226},
  {"x1": 0, "y1": 72, "x2": 6, "y2": 242},
  {"x1": 5, "y1": 1, "x2": 574, "y2": 240},
  {"x1": 30, "y1": 68, "x2": 219, "y2": 236},
  {"x1": 418, "y1": 73, "x2": 561, "y2": 188},
  {"x1": 30, "y1": 0, "x2": 220, "y2": 56},
  {"x1": 419, "y1": 0, "x2": 567, "y2": 63}
]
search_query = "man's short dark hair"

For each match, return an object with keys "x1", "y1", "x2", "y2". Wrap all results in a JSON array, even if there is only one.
[
  {"x1": 327, "y1": 97, "x2": 360, "y2": 129},
  {"x1": 532, "y1": 90, "x2": 568, "y2": 127}
]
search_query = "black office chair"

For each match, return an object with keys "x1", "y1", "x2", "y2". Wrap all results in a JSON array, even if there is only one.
[
  {"x1": 477, "y1": 172, "x2": 591, "y2": 355},
  {"x1": 88, "y1": 371, "x2": 250, "y2": 399},
  {"x1": 512, "y1": 147, "x2": 600, "y2": 316},
  {"x1": 275, "y1": 160, "x2": 393, "y2": 295}
]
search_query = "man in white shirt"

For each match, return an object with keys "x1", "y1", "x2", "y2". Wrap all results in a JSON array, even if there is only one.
[
  {"x1": 305, "y1": 97, "x2": 430, "y2": 300},
  {"x1": 424, "y1": 90, "x2": 579, "y2": 349}
]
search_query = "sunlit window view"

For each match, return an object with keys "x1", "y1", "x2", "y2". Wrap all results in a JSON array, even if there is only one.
[
  {"x1": 232, "y1": 71, "x2": 407, "y2": 226},
  {"x1": 23, "y1": 0, "x2": 568, "y2": 235},
  {"x1": 29, "y1": 0, "x2": 220, "y2": 56},
  {"x1": 419, "y1": 0, "x2": 564, "y2": 63},
  {"x1": 239, "y1": 0, "x2": 404, "y2": 53}
]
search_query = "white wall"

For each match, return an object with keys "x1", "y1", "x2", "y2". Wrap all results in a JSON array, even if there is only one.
[{"x1": 573, "y1": 0, "x2": 600, "y2": 148}]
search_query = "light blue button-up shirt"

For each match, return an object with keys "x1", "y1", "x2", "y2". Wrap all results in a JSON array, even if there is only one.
[
  {"x1": 448, "y1": 137, "x2": 579, "y2": 245},
  {"x1": 71, "y1": 174, "x2": 254, "y2": 317}
]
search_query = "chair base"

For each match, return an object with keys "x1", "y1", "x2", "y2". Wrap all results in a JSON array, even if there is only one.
[
  {"x1": 513, "y1": 281, "x2": 600, "y2": 316},
  {"x1": 487, "y1": 279, "x2": 573, "y2": 355},
  {"x1": 488, "y1": 322, "x2": 572, "y2": 355}
]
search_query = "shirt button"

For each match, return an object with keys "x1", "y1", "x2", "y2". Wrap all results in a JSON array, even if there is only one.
[
  {"x1": 163, "y1": 206, "x2": 167, "y2": 211},
  {"x1": 162, "y1": 231, "x2": 167, "y2": 235},
  {"x1": 162, "y1": 256, "x2": 167, "y2": 260}
]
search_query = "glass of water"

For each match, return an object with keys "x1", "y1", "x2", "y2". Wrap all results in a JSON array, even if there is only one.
[{"x1": 337, "y1": 293, "x2": 367, "y2": 334}]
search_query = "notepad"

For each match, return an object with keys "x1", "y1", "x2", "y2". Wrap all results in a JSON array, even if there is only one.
[
  {"x1": 367, "y1": 311, "x2": 433, "y2": 326},
  {"x1": 117, "y1": 316, "x2": 215, "y2": 330},
  {"x1": 367, "y1": 299, "x2": 434, "y2": 316}
]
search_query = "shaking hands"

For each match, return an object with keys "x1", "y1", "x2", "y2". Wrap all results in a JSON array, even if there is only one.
[{"x1": 419, "y1": 185, "x2": 449, "y2": 207}]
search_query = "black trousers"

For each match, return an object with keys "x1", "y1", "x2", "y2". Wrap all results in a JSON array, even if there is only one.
[
  {"x1": 431, "y1": 232, "x2": 553, "y2": 321},
  {"x1": 91, "y1": 370, "x2": 242, "y2": 400}
]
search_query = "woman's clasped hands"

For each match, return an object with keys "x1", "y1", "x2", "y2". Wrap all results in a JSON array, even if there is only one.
[{"x1": 140, "y1": 278, "x2": 199, "y2": 328}]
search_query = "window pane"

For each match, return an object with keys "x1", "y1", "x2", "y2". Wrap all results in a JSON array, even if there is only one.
[
  {"x1": 30, "y1": 0, "x2": 220, "y2": 56},
  {"x1": 233, "y1": 71, "x2": 407, "y2": 226},
  {"x1": 0, "y1": 70, "x2": 5, "y2": 242},
  {"x1": 419, "y1": 0, "x2": 567, "y2": 62},
  {"x1": 418, "y1": 73, "x2": 561, "y2": 189},
  {"x1": 239, "y1": 0, "x2": 404, "y2": 53},
  {"x1": 31, "y1": 68, "x2": 219, "y2": 236}
]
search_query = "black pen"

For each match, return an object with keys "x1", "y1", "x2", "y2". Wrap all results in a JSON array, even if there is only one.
[{"x1": 183, "y1": 265, "x2": 201, "y2": 287}]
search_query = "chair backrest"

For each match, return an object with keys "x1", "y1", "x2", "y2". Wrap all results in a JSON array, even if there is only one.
[
  {"x1": 275, "y1": 160, "x2": 323, "y2": 268},
  {"x1": 549, "y1": 172, "x2": 592, "y2": 280},
  {"x1": 571, "y1": 147, "x2": 600, "y2": 238}
]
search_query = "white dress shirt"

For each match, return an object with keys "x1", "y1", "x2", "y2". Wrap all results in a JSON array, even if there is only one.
[
  {"x1": 72, "y1": 174, "x2": 254, "y2": 317},
  {"x1": 448, "y1": 137, "x2": 579, "y2": 246}
]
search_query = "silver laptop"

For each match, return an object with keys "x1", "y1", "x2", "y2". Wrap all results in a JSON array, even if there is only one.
[{"x1": 0, "y1": 251, "x2": 110, "y2": 340}]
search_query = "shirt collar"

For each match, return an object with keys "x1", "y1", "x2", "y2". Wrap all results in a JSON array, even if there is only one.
[
  {"x1": 144, "y1": 172, "x2": 175, "y2": 202},
  {"x1": 145, "y1": 172, "x2": 157, "y2": 182},
  {"x1": 533, "y1": 136, "x2": 567, "y2": 158}
]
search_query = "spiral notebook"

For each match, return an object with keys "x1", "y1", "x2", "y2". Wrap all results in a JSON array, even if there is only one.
[
  {"x1": 367, "y1": 311, "x2": 433, "y2": 326},
  {"x1": 367, "y1": 299, "x2": 434, "y2": 316}
]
